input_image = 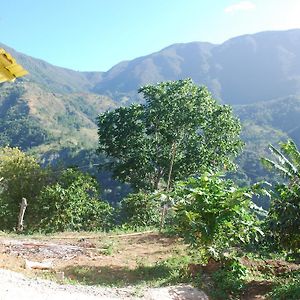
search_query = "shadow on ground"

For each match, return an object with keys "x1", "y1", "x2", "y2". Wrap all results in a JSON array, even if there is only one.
[{"x1": 61, "y1": 263, "x2": 187, "y2": 287}]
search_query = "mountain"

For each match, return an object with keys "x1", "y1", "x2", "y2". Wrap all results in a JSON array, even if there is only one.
[
  {"x1": 2, "y1": 29, "x2": 300, "y2": 203},
  {"x1": 93, "y1": 29, "x2": 300, "y2": 104},
  {"x1": 0, "y1": 81, "x2": 116, "y2": 153},
  {"x1": 0, "y1": 43, "x2": 103, "y2": 94},
  {"x1": 3, "y1": 29, "x2": 300, "y2": 105},
  {"x1": 92, "y1": 42, "x2": 216, "y2": 102}
]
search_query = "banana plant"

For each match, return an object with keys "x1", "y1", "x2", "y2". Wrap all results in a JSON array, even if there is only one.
[
  {"x1": 261, "y1": 139, "x2": 300, "y2": 252},
  {"x1": 261, "y1": 139, "x2": 300, "y2": 185}
]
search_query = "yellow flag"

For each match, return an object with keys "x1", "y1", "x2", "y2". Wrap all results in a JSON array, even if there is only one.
[{"x1": 0, "y1": 48, "x2": 28, "y2": 83}]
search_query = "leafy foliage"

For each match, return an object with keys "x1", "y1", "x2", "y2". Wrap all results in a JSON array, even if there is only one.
[
  {"x1": 268, "y1": 271, "x2": 300, "y2": 300},
  {"x1": 173, "y1": 173, "x2": 264, "y2": 259},
  {"x1": 211, "y1": 259, "x2": 248, "y2": 299},
  {"x1": 0, "y1": 147, "x2": 113, "y2": 232},
  {"x1": 119, "y1": 192, "x2": 161, "y2": 228},
  {"x1": 34, "y1": 168, "x2": 113, "y2": 232},
  {"x1": 98, "y1": 79, "x2": 242, "y2": 191},
  {"x1": 0, "y1": 147, "x2": 50, "y2": 229},
  {"x1": 267, "y1": 185, "x2": 300, "y2": 252},
  {"x1": 262, "y1": 140, "x2": 300, "y2": 252}
]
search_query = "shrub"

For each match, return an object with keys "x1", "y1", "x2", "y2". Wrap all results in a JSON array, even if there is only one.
[
  {"x1": 262, "y1": 140, "x2": 300, "y2": 252},
  {"x1": 33, "y1": 168, "x2": 113, "y2": 232},
  {"x1": 211, "y1": 259, "x2": 248, "y2": 299},
  {"x1": 0, "y1": 147, "x2": 50, "y2": 230},
  {"x1": 173, "y1": 173, "x2": 264, "y2": 259},
  {"x1": 267, "y1": 184, "x2": 300, "y2": 252},
  {"x1": 119, "y1": 192, "x2": 161, "y2": 228},
  {"x1": 268, "y1": 271, "x2": 300, "y2": 300}
]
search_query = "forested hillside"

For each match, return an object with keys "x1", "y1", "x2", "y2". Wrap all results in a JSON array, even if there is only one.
[{"x1": 2, "y1": 29, "x2": 300, "y2": 203}]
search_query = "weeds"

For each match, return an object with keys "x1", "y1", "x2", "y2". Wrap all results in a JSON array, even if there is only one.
[
  {"x1": 268, "y1": 270, "x2": 300, "y2": 300},
  {"x1": 210, "y1": 260, "x2": 249, "y2": 300}
]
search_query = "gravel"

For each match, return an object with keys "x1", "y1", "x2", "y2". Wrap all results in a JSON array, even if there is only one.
[{"x1": 0, "y1": 269, "x2": 209, "y2": 300}]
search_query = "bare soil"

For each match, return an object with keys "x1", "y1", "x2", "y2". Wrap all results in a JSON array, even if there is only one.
[
  {"x1": 0, "y1": 232, "x2": 186, "y2": 282},
  {"x1": 1, "y1": 231, "x2": 299, "y2": 299},
  {"x1": 0, "y1": 231, "x2": 210, "y2": 299}
]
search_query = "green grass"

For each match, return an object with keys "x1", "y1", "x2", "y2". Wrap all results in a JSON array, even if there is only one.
[
  {"x1": 268, "y1": 271, "x2": 300, "y2": 300},
  {"x1": 99, "y1": 240, "x2": 117, "y2": 256},
  {"x1": 59, "y1": 254, "x2": 192, "y2": 288}
]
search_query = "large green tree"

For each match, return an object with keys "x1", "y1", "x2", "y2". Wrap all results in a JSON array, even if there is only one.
[{"x1": 98, "y1": 79, "x2": 243, "y2": 191}]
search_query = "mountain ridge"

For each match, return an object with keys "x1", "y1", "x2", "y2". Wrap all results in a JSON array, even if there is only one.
[
  {"x1": 2, "y1": 29, "x2": 300, "y2": 197},
  {"x1": 3, "y1": 28, "x2": 300, "y2": 105}
]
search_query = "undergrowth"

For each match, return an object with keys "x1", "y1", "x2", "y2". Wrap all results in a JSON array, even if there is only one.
[{"x1": 268, "y1": 270, "x2": 300, "y2": 300}]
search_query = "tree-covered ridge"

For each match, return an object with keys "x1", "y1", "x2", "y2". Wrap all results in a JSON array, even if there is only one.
[
  {"x1": 0, "y1": 43, "x2": 103, "y2": 94},
  {"x1": 232, "y1": 96, "x2": 300, "y2": 191}
]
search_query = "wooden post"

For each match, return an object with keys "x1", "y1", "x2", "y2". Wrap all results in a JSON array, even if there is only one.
[{"x1": 17, "y1": 198, "x2": 27, "y2": 232}]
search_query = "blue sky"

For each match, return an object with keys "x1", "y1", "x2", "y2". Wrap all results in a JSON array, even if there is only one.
[{"x1": 1, "y1": 0, "x2": 300, "y2": 71}]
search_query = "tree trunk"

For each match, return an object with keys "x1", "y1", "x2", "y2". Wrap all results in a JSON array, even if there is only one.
[{"x1": 160, "y1": 143, "x2": 177, "y2": 231}]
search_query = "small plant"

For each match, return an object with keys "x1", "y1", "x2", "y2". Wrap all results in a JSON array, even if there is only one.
[
  {"x1": 211, "y1": 259, "x2": 249, "y2": 299},
  {"x1": 101, "y1": 241, "x2": 115, "y2": 256},
  {"x1": 134, "y1": 254, "x2": 191, "y2": 286}
]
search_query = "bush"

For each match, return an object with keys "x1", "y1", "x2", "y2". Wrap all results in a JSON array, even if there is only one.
[
  {"x1": 119, "y1": 192, "x2": 161, "y2": 228},
  {"x1": 267, "y1": 184, "x2": 300, "y2": 252},
  {"x1": 173, "y1": 173, "x2": 264, "y2": 259},
  {"x1": 262, "y1": 140, "x2": 300, "y2": 253},
  {"x1": 211, "y1": 259, "x2": 248, "y2": 299},
  {"x1": 32, "y1": 168, "x2": 113, "y2": 232},
  {"x1": 268, "y1": 271, "x2": 300, "y2": 300},
  {"x1": 0, "y1": 147, "x2": 50, "y2": 230}
]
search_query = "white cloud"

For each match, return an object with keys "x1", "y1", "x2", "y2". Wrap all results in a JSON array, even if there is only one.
[{"x1": 224, "y1": 1, "x2": 256, "y2": 13}]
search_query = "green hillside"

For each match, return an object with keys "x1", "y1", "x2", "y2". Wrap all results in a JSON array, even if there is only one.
[
  {"x1": 232, "y1": 97, "x2": 300, "y2": 195},
  {"x1": 2, "y1": 29, "x2": 300, "y2": 204},
  {"x1": 0, "y1": 81, "x2": 116, "y2": 153},
  {"x1": 0, "y1": 43, "x2": 103, "y2": 94}
]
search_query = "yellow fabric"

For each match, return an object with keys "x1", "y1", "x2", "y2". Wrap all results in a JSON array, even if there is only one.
[{"x1": 0, "y1": 48, "x2": 28, "y2": 83}]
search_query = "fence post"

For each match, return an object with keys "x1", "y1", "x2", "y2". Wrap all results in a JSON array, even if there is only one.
[{"x1": 17, "y1": 197, "x2": 27, "y2": 232}]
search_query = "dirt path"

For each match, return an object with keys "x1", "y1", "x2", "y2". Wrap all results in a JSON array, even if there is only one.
[{"x1": 0, "y1": 268, "x2": 208, "y2": 300}]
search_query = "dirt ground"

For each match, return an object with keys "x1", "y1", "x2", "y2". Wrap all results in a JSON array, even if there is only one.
[
  {"x1": 0, "y1": 231, "x2": 187, "y2": 284},
  {"x1": 0, "y1": 231, "x2": 211, "y2": 299},
  {"x1": 1, "y1": 231, "x2": 299, "y2": 299}
]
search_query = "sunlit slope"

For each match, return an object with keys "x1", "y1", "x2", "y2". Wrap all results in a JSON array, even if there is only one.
[{"x1": 0, "y1": 81, "x2": 116, "y2": 151}]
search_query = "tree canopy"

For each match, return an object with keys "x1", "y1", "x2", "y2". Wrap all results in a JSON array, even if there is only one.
[{"x1": 97, "y1": 79, "x2": 243, "y2": 191}]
